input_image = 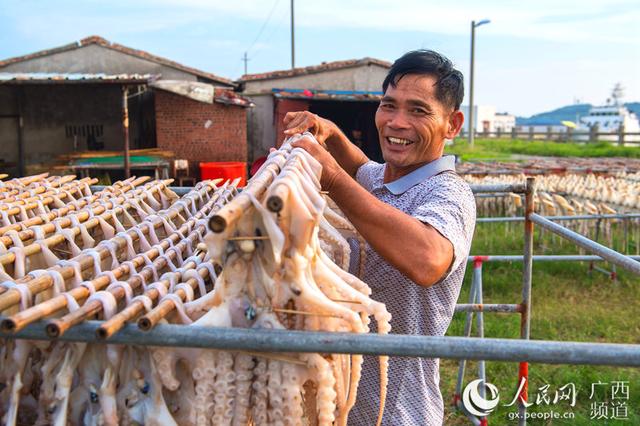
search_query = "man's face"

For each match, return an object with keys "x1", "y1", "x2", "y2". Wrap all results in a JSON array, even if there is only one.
[{"x1": 375, "y1": 74, "x2": 459, "y2": 176}]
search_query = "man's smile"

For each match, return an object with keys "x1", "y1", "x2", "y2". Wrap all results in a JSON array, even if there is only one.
[{"x1": 386, "y1": 136, "x2": 415, "y2": 146}]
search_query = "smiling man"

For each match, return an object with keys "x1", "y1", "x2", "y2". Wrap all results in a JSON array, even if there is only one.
[{"x1": 283, "y1": 50, "x2": 476, "y2": 425}]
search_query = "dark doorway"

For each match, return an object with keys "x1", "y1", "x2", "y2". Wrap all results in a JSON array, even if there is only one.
[
  {"x1": 0, "y1": 116, "x2": 20, "y2": 177},
  {"x1": 309, "y1": 100, "x2": 383, "y2": 163}
]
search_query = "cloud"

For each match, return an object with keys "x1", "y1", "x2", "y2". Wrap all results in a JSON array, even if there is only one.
[{"x1": 4, "y1": 0, "x2": 639, "y2": 46}]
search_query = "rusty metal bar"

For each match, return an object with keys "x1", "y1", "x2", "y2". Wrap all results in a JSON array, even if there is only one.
[
  {"x1": 469, "y1": 183, "x2": 528, "y2": 194},
  {"x1": 122, "y1": 86, "x2": 130, "y2": 179}
]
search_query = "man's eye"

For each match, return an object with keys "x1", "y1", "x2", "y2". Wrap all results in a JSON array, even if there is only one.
[
  {"x1": 380, "y1": 103, "x2": 395, "y2": 110},
  {"x1": 412, "y1": 108, "x2": 428, "y2": 115}
]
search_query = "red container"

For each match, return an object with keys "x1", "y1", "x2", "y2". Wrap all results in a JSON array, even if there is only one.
[{"x1": 199, "y1": 161, "x2": 247, "y2": 186}]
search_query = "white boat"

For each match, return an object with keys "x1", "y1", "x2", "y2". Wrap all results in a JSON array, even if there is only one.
[{"x1": 577, "y1": 84, "x2": 640, "y2": 142}]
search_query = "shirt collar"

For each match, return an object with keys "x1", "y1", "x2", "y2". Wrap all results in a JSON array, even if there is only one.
[{"x1": 383, "y1": 155, "x2": 456, "y2": 195}]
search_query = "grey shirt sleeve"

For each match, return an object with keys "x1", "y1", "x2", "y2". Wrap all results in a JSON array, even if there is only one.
[
  {"x1": 355, "y1": 161, "x2": 382, "y2": 191},
  {"x1": 412, "y1": 174, "x2": 476, "y2": 279}
]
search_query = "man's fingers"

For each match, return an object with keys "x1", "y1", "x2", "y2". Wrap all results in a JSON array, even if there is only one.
[
  {"x1": 284, "y1": 111, "x2": 307, "y2": 128},
  {"x1": 291, "y1": 138, "x2": 313, "y2": 151},
  {"x1": 283, "y1": 111, "x2": 301, "y2": 125},
  {"x1": 285, "y1": 119, "x2": 315, "y2": 135}
]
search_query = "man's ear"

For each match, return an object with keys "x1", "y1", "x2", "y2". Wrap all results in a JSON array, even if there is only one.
[{"x1": 446, "y1": 110, "x2": 464, "y2": 139}]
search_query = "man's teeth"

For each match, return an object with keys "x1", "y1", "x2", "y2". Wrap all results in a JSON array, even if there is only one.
[{"x1": 388, "y1": 137, "x2": 413, "y2": 145}]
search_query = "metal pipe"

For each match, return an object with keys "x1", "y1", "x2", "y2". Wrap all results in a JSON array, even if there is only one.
[
  {"x1": 475, "y1": 264, "x2": 487, "y2": 406},
  {"x1": 477, "y1": 213, "x2": 640, "y2": 223},
  {"x1": 122, "y1": 86, "x2": 130, "y2": 179},
  {"x1": 455, "y1": 264, "x2": 479, "y2": 401},
  {"x1": 466, "y1": 254, "x2": 640, "y2": 262},
  {"x1": 468, "y1": 20, "x2": 476, "y2": 147},
  {"x1": 531, "y1": 213, "x2": 640, "y2": 275},
  {"x1": 3, "y1": 321, "x2": 640, "y2": 367},
  {"x1": 290, "y1": 0, "x2": 295, "y2": 69},
  {"x1": 455, "y1": 303, "x2": 521, "y2": 313},
  {"x1": 519, "y1": 177, "x2": 535, "y2": 424},
  {"x1": 470, "y1": 183, "x2": 528, "y2": 194}
]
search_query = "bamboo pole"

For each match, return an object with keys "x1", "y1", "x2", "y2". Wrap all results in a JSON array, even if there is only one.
[
  {"x1": 137, "y1": 265, "x2": 212, "y2": 331},
  {"x1": 0, "y1": 183, "x2": 218, "y2": 313},
  {"x1": 266, "y1": 153, "x2": 307, "y2": 213},
  {"x1": 0, "y1": 176, "x2": 151, "y2": 236},
  {"x1": 22, "y1": 188, "x2": 224, "y2": 337},
  {"x1": 0, "y1": 177, "x2": 96, "y2": 208},
  {"x1": 46, "y1": 245, "x2": 177, "y2": 337},
  {"x1": 0, "y1": 179, "x2": 173, "y2": 265},
  {"x1": 209, "y1": 151, "x2": 289, "y2": 233},
  {"x1": 49, "y1": 191, "x2": 226, "y2": 339},
  {"x1": 0, "y1": 178, "x2": 167, "y2": 247},
  {"x1": 0, "y1": 173, "x2": 49, "y2": 188},
  {"x1": 0, "y1": 174, "x2": 76, "y2": 197},
  {"x1": 0, "y1": 178, "x2": 97, "y2": 217},
  {"x1": 96, "y1": 253, "x2": 204, "y2": 339}
]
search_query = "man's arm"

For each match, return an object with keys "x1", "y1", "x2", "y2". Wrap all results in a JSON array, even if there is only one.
[
  {"x1": 292, "y1": 137, "x2": 454, "y2": 287},
  {"x1": 283, "y1": 111, "x2": 369, "y2": 177}
]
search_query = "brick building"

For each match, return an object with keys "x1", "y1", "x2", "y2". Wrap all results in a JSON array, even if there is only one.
[
  {"x1": 0, "y1": 36, "x2": 251, "y2": 178},
  {"x1": 238, "y1": 58, "x2": 391, "y2": 165}
]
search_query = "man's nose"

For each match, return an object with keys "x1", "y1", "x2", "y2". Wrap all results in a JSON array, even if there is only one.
[{"x1": 386, "y1": 110, "x2": 411, "y2": 129}]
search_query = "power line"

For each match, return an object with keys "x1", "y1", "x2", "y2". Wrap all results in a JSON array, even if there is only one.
[
  {"x1": 249, "y1": 5, "x2": 289, "y2": 61},
  {"x1": 246, "y1": 0, "x2": 280, "y2": 55}
]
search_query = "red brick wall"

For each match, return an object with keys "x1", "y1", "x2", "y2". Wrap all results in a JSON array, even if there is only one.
[{"x1": 155, "y1": 90, "x2": 247, "y2": 165}]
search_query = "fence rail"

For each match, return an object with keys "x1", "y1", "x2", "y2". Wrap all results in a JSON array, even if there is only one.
[
  {"x1": 458, "y1": 128, "x2": 640, "y2": 145},
  {"x1": 2, "y1": 321, "x2": 639, "y2": 367}
]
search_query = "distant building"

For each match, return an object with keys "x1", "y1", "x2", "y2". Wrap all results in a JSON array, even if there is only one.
[
  {"x1": 515, "y1": 123, "x2": 566, "y2": 134},
  {"x1": 493, "y1": 112, "x2": 516, "y2": 132},
  {"x1": 238, "y1": 58, "x2": 391, "y2": 165},
  {"x1": 459, "y1": 105, "x2": 516, "y2": 133},
  {"x1": 0, "y1": 36, "x2": 251, "y2": 178}
]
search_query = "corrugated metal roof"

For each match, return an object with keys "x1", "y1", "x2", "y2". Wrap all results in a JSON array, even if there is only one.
[
  {"x1": 0, "y1": 72, "x2": 157, "y2": 84},
  {"x1": 240, "y1": 57, "x2": 391, "y2": 82},
  {"x1": 272, "y1": 88, "x2": 382, "y2": 102},
  {"x1": 0, "y1": 36, "x2": 235, "y2": 87},
  {"x1": 150, "y1": 80, "x2": 254, "y2": 107}
]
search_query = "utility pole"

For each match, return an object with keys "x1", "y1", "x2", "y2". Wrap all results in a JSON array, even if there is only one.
[
  {"x1": 290, "y1": 0, "x2": 295, "y2": 68},
  {"x1": 468, "y1": 19, "x2": 490, "y2": 147},
  {"x1": 242, "y1": 52, "x2": 249, "y2": 75},
  {"x1": 469, "y1": 20, "x2": 476, "y2": 147}
]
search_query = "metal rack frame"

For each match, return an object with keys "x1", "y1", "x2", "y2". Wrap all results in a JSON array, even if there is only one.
[{"x1": 0, "y1": 181, "x2": 637, "y2": 426}]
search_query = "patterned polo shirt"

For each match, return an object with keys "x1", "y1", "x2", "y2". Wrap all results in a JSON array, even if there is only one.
[{"x1": 348, "y1": 155, "x2": 476, "y2": 426}]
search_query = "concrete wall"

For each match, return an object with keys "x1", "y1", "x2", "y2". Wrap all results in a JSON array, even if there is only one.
[
  {"x1": 243, "y1": 64, "x2": 389, "y2": 164},
  {"x1": 460, "y1": 105, "x2": 497, "y2": 132},
  {"x1": 0, "y1": 44, "x2": 198, "y2": 81},
  {"x1": 155, "y1": 90, "x2": 247, "y2": 169},
  {"x1": 242, "y1": 64, "x2": 389, "y2": 94},
  {"x1": 246, "y1": 94, "x2": 276, "y2": 164}
]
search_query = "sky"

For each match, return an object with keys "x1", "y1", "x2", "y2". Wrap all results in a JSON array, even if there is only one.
[{"x1": 1, "y1": 0, "x2": 639, "y2": 117}]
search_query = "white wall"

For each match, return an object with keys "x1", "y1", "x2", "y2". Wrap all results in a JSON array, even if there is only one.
[{"x1": 460, "y1": 105, "x2": 515, "y2": 132}]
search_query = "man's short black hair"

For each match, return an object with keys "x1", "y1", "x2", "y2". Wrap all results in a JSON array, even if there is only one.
[{"x1": 382, "y1": 49, "x2": 464, "y2": 111}]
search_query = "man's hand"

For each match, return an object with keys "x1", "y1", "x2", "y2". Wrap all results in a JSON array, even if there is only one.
[
  {"x1": 291, "y1": 135, "x2": 345, "y2": 193},
  {"x1": 283, "y1": 111, "x2": 339, "y2": 147}
]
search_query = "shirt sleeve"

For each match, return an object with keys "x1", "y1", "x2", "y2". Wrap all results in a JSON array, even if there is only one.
[
  {"x1": 355, "y1": 161, "x2": 381, "y2": 191},
  {"x1": 412, "y1": 175, "x2": 476, "y2": 281}
]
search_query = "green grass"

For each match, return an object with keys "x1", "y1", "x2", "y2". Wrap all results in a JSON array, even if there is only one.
[
  {"x1": 441, "y1": 222, "x2": 640, "y2": 425},
  {"x1": 445, "y1": 138, "x2": 640, "y2": 162}
]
